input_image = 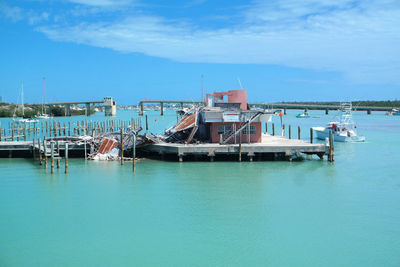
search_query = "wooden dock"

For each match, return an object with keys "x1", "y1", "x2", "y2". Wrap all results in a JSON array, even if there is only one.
[{"x1": 142, "y1": 133, "x2": 328, "y2": 161}]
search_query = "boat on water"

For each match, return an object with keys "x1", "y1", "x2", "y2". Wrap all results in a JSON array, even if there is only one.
[
  {"x1": 35, "y1": 77, "x2": 51, "y2": 119},
  {"x1": 15, "y1": 83, "x2": 39, "y2": 124},
  {"x1": 296, "y1": 110, "x2": 310, "y2": 118},
  {"x1": 312, "y1": 103, "x2": 365, "y2": 142}
]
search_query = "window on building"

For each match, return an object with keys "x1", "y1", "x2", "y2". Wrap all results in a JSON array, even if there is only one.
[
  {"x1": 217, "y1": 125, "x2": 232, "y2": 135},
  {"x1": 242, "y1": 125, "x2": 256, "y2": 135}
]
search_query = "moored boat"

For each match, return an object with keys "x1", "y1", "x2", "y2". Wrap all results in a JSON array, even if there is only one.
[{"x1": 312, "y1": 103, "x2": 365, "y2": 142}]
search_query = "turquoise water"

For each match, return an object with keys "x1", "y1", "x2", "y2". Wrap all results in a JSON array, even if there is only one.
[{"x1": 1, "y1": 110, "x2": 400, "y2": 266}]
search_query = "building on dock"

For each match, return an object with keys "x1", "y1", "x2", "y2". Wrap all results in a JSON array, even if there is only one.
[{"x1": 166, "y1": 90, "x2": 274, "y2": 144}]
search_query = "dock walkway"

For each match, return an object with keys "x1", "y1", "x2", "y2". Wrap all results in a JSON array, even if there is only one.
[{"x1": 143, "y1": 133, "x2": 328, "y2": 161}]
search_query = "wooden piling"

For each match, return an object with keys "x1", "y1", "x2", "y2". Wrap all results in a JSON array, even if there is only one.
[
  {"x1": 265, "y1": 123, "x2": 268, "y2": 133},
  {"x1": 51, "y1": 141, "x2": 55, "y2": 174},
  {"x1": 120, "y1": 129, "x2": 124, "y2": 165},
  {"x1": 310, "y1": 128, "x2": 313, "y2": 144},
  {"x1": 38, "y1": 139, "x2": 42, "y2": 165},
  {"x1": 298, "y1": 126, "x2": 301, "y2": 140},
  {"x1": 65, "y1": 143, "x2": 68, "y2": 174},
  {"x1": 289, "y1": 125, "x2": 292, "y2": 139},
  {"x1": 272, "y1": 123, "x2": 275, "y2": 136},
  {"x1": 145, "y1": 115, "x2": 148, "y2": 131},
  {"x1": 33, "y1": 138, "x2": 36, "y2": 159},
  {"x1": 238, "y1": 133, "x2": 242, "y2": 162},
  {"x1": 132, "y1": 133, "x2": 136, "y2": 172},
  {"x1": 329, "y1": 130, "x2": 335, "y2": 162},
  {"x1": 43, "y1": 138, "x2": 47, "y2": 168}
]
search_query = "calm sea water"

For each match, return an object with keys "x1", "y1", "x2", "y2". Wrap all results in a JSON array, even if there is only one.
[{"x1": 1, "y1": 109, "x2": 400, "y2": 266}]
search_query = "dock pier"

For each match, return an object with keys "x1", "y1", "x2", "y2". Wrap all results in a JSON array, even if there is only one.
[{"x1": 142, "y1": 133, "x2": 329, "y2": 162}]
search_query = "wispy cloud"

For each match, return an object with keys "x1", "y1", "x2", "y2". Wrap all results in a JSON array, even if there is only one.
[
  {"x1": 6, "y1": 0, "x2": 400, "y2": 84},
  {"x1": 0, "y1": 2, "x2": 23, "y2": 22},
  {"x1": 68, "y1": 0, "x2": 133, "y2": 7}
]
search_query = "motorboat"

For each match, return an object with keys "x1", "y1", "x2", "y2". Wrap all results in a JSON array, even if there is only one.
[
  {"x1": 385, "y1": 109, "x2": 399, "y2": 116},
  {"x1": 35, "y1": 114, "x2": 52, "y2": 119},
  {"x1": 312, "y1": 103, "x2": 365, "y2": 142},
  {"x1": 296, "y1": 110, "x2": 310, "y2": 118}
]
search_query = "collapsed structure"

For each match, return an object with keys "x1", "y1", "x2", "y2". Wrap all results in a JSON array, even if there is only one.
[{"x1": 164, "y1": 90, "x2": 274, "y2": 144}]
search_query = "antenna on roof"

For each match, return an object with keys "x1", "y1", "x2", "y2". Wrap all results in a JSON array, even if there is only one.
[{"x1": 237, "y1": 78, "x2": 244, "y2": 90}]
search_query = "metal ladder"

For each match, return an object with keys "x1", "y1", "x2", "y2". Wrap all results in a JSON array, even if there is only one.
[{"x1": 222, "y1": 111, "x2": 263, "y2": 144}]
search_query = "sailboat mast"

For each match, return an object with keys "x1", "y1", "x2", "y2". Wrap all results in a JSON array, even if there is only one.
[
  {"x1": 21, "y1": 83, "x2": 24, "y2": 117},
  {"x1": 43, "y1": 77, "x2": 46, "y2": 114}
]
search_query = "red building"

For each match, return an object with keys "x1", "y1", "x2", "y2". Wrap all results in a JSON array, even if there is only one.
[{"x1": 201, "y1": 90, "x2": 272, "y2": 144}]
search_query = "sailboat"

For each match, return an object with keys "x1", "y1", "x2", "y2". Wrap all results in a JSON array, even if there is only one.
[
  {"x1": 18, "y1": 83, "x2": 38, "y2": 124},
  {"x1": 312, "y1": 103, "x2": 365, "y2": 142},
  {"x1": 36, "y1": 77, "x2": 51, "y2": 119}
]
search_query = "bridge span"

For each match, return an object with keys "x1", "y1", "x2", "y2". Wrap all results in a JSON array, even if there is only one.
[
  {"x1": 31, "y1": 97, "x2": 117, "y2": 116},
  {"x1": 138, "y1": 99, "x2": 394, "y2": 115}
]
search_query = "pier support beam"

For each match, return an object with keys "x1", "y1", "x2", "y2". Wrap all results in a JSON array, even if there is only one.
[
  {"x1": 139, "y1": 102, "x2": 144, "y2": 116},
  {"x1": 85, "y1": 103, "x2": 91, "y2": 116},
  {"x1": 178, "y1": 154, "x2": 183, "y2": 162},
  {"x1": 160, "y1": 102, "x2": 164, "y2": 116},
  {"x1": 65, "y1": 104, "x2": 72, "y2": 116}
]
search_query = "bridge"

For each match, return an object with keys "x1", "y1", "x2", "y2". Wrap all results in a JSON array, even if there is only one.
[
  {"x1": 138, "y1": 99, "x2": 394, "y2": 115},
  {"x1": 248, "y1": 103, "x2": 395, "y2": 114},
  {"x1": 31, "y1": 97, "x2": 117, "y2": 116},
  {"x1": 138, "y1": 100, "x2": 203, "y2": 115}
]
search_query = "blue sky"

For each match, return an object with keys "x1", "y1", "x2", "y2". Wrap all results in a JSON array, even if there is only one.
[{"x1": 0, "y1": 0, "x2": 399, "y2": 104}]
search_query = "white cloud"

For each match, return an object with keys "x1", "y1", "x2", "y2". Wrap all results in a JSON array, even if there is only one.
[
  {"x1": 68, "y1": 0, "x2": 132, "y2": 7},
  {"x1": 0, "y1": 2, "x2": 23, "y2": 22},
  {"x1": 34, "y1": 0, "x2": 400, "y2": 84}
]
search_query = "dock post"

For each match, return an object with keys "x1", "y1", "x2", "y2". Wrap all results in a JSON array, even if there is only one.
[
  {"x1": 310, "y1": 128, "x2": 313, "y2": 144},
  {"x1": 120, "y1": 129, "x2": 124, "y2": 165},
  {"x1": 43, "y1": 138, "x2": 47, "y2": 168},
  {"x1": 56, "y1": 140, "x2": 60, "y2": 169},
  {"x1": 132, "y1": 133, "x2": 136, "y2": 172},
  {"x1": 38, "y1": 139, "x2": 42, "y2": 165},
  {"x1": 33, "y1": 138, "x2": 36, "y2": 159},
  {"x1": 238, "y1": 133, "x2": 242, "y2": 162},
  {"x1": 289, "y1": 125, "x2": 291, "y2": 139},
  {"x1": 50, "y1": 141, "x2": 55, "y2": 174},
  {"x1": 145, "y1": 115, "x2": 148, "y2": 131},
  {"x1": 272, "y1": 123, "x2": 275, "y2": 136},
  {"x1": 325, "y1": 109, "x2": 329, "y2": 115},
  {"x1": 329, "y1": 131, "x2": 335, "y2": 162},
  {"x1": 284, "y1": 108, "x2": 287, "y2": 115},
  {"x1": 265, "y1": 123, "x2": 268, "y2": 134},
  {"x1": 160, "y1": 102, "x2": 164, "y2": 116},
  {"x1": 298, "y1": 126, "x2": 301, "y2": 140},
  {"x1": 282, "y1": 124, "x2": 285, "y2": 137},
  {"x1": 65, "y1": 143, "x2": 68, "y2": 174}
]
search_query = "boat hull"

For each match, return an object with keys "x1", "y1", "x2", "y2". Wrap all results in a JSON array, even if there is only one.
[{"x1": 313, "y1": 127, "x2": 365, "y2": 142}]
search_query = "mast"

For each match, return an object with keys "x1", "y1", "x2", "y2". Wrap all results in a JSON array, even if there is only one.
[
  {"x1": 21, "y1": 83, "x2": 24, "y2": 116},
  {"x1": 43, "y1": 77, "x2": 46, "y2": 115}
]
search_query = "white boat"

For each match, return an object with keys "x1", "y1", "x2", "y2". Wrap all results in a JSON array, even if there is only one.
[
  {"x1": 385, "y1": 109, "x2": 399, "y2": 116},
  {"x1": 312, "y1": 103, "x2": 365, "y2": 142},
  {"x1": 16, "y1": 83, "x2": 39, "y2": 124},
  {"x1": 35, "y1": 77, "x2": 51, "y2": 119},
  {"x1": 296, "y1": 110, "x2": 310, "y2": 118}
]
